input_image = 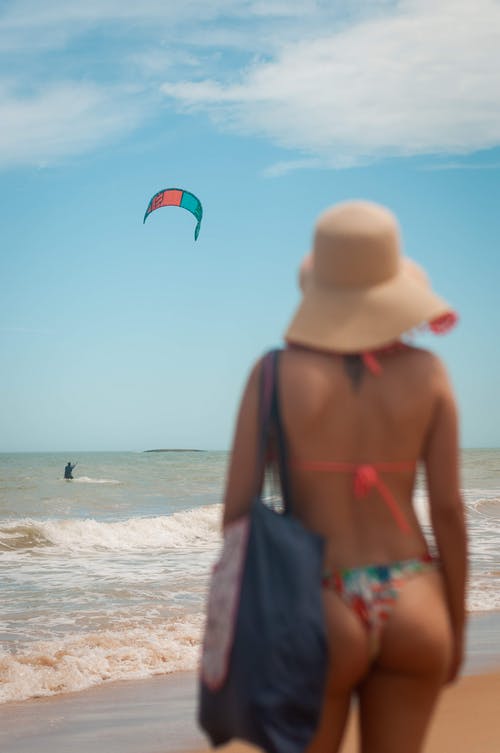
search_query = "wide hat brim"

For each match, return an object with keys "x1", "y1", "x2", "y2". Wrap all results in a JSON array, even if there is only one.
[{"x1": 284, "y1": 258, "x2": 451, "y2": 352}]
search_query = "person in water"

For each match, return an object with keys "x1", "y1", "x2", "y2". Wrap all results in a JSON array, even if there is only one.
[
  {"x1": 64, "y1": 462, "x2": 77, "y2": 480},
  {"x1": 222, "y1": 201, "x2": 467, "y2": 753}
]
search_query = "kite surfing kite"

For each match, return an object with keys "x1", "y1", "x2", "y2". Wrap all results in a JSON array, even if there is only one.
[{"x1": 143, "y1": 187, "x2": 203, "y2": 240}]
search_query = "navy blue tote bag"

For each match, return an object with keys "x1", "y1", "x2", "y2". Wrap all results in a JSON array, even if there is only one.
[{"x1": 198, "y1": 350, "x2": 327, "y2": 753}]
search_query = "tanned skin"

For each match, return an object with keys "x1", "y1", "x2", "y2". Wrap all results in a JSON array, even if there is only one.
[{"x1": 223, "y1": 345, "x2": 467, "y2": 753}]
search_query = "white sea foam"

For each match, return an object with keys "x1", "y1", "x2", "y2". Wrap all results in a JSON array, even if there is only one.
[
  {"x1": 0, "y1": 615, "x2": 204, "y2": 703},
  {"x1": 73, "y1": 476, "x2": 121, "y2": 485},
  {"x1": 0, "y1": 505, "x2": 222, "y2": 553},
  {"x1": 414, "y1": 487, "x2": 500, "y2": 612},
  {"x1": 468, "y1": 578, "x2": 500, "y2": 612},
  {"x1": 413, "y1": 488, "x2": 431, "y2": 527}
]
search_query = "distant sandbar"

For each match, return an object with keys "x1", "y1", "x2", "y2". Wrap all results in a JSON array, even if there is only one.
[{"x1": 143, "y1": 449, "x2": 206, "y2": 453}]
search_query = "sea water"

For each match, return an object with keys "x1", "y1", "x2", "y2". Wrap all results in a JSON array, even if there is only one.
[{"x1": 0, "y1": 449, "x2": 499, "y2": 702}]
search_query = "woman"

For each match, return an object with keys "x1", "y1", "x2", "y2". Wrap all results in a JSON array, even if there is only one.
[{"x1": 222, "y1": 201, "x2": 467, "y2": 753}]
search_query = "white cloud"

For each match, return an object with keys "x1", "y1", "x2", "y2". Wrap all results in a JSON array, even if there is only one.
[
  {"x1": 161, "y1": 0, "x2": 500, "y2": 167},
  {"x1": 0, "y1": 82, "x2": 145, "y2": 168},
  {"x1": 0, "y1": 0, "x2": 240, "y2": 53},
  {"x1": 263, "y1": 157, "x2": 325, "y2": 177},
  {"x1": 0, "y1": 1, "x2": 393, "y2": 54},
  {"x1": 421, "y1": 161, "x2": 500, "y2": 171},
  {"x1": 0, "y1": 0, "x2": 333, "y2": 168},
  {"x1": 1, "y1": 0, "x2": 499, "y2": 170}
]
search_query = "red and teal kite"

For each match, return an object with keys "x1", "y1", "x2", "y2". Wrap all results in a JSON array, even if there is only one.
[{"x1": 143, "y1": 188, "x2": 203, "y2": 240}]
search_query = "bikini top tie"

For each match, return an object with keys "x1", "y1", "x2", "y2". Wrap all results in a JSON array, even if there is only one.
[{"x1": 293, "y1": 460, "x2": 416, "y2": 534}]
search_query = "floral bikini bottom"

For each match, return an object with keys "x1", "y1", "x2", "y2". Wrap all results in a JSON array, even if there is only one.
[{"x1": 322, "y1": 554, "x2": 436, "y2": 656}]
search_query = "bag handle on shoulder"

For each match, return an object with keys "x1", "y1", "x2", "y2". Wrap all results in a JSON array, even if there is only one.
[
  {"x1": 255, "y1": 350, "x2": 275, "y2": 483},
  {"x1": 257, "y1": 349, "x2": 294, "y2": 515}
]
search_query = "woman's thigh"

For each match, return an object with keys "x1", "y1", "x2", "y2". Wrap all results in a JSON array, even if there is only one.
[
  {"x1": 357, "y1": 570, "x2": 452, "y2": 753},
  {"x1": 307, "y1": 590, "x2": 372, "y2": 753}
]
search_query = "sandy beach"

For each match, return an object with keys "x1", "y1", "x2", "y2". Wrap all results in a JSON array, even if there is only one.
[
  {"x1": 192, "y1": 670, "x2": 500, "y2": 753},
  {"x1": 0, "y1": 612, "x2": 499, "y2": 753}
]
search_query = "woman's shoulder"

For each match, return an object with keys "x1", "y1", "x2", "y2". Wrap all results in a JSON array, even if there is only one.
[
  {"x1": 401, "y1": 344, "x2": 447, "y2": 369},
  {"x1": 399, "y1": 345, "x2": 454, "y2": 391}
]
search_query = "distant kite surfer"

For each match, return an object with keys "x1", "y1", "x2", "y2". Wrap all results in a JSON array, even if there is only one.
[{"x1": 64, "y1": 462, "x2": 77, "y2": 480}]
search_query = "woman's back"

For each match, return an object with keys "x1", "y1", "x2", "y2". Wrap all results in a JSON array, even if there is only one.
[{"x1": 279, "y1": 345, "x2": 443, "y2": 566}]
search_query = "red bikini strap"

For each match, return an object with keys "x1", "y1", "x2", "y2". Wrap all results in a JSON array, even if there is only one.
[
  {"x1": 362, "y1": 352, "x2": 382, "y2": 375},
  {"x1": 353, "y1": 465, "x2": 411, "y2": 534},
  {"x1": 295, "y1": 460, "x2": 416, "y2": 473},
  {"x1": 294, "y1": 460, "x2": 415, "y2": 534}
]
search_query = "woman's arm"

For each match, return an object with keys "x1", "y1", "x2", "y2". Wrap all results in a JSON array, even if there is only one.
[
  {"x1": 222, "y1": 359, "x2": 264, "y2": 528},
  {"x1": 424, "y1": 362, "x2": 468, "y2": 683}
]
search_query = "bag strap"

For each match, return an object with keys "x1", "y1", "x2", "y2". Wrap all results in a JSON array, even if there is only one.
[
  {"x1": 256, "y1": 350, "x2": 275, "y2": 480},
  {"x1": 269, "y1": 350, "x2": 294, "y2": 514},
  {"x1": 257, "y1": 349, "x2": 294, "y2": 515}
]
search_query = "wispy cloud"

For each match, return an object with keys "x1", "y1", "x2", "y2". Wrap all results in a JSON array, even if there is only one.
[
  {"x1": 420, "y1": 161, "x2": 500, "y2": 171},
  {"x1": 1, "y1": 0, "x2": 500, "y2": 170},
  {"x1": 0, "y1": 0, "x2": 273, "y2": 167},
  {"x1": 161, "y1": 0, "x2": 500, "y2": 168},
  {"x1": 262, "y1": 157, "x2": 325, "y2": 177},
  {"x1": 0, "y1": 81, "x2": 146, "y2": 168}
]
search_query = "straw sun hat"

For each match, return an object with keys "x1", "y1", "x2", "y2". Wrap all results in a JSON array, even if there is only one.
[{"x1": 285, "y1": 200, "x2": 456, "y2": 353}]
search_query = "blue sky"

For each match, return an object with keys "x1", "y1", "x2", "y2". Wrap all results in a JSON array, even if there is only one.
[{"x1": 1, "y1": 0, "x2": 499, "y2": 452}]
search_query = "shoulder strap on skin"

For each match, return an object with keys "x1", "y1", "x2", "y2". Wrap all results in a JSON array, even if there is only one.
[
  {"x1": 267, "y1": 349, "x2": 294, "y2": 515},
  {"x1": 254, "y1": 350, "x2": 276, "y2": 497},
  {"x1": 258, "y1": 351, "x2": 274, "y2": 441}
]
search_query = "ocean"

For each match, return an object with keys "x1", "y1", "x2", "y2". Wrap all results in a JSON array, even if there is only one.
[{"x1": 0, "y1": 449, "x2": 499, "y2": 704}]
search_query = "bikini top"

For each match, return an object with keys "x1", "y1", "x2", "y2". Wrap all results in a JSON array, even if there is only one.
[{"x1": 293, "y1": 459, "x2": 416, "y2": 534}]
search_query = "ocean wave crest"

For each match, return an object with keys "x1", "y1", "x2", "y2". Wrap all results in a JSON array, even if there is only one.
[
  {"x1": 468, "y1": 495, "x2": 500, "y2": 518},
  {"x1": 0, "y1": 523, "x2": 51, "y2": 551},
  {"x1": 0, "y1": 615, "x2": 204, "y2": 703},
  {"x1": 0, "y1": 505, "x2": 222, "y2": 553}
]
